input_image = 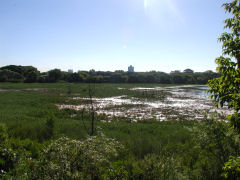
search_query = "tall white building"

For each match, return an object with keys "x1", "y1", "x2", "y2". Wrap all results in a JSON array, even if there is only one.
[{"x1": 128, "y1": 65, "x2": 134, "y2": 72}]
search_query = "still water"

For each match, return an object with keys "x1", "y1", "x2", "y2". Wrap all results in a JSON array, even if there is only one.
[{"x1": 57, "y1": 85, "x2": 232, "y2": 122}]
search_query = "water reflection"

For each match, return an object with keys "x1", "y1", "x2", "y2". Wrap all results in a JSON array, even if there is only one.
[{"x1": 57, "y1": 85, "x2": 231, "y2": 122}]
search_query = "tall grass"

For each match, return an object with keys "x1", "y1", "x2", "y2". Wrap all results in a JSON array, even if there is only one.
[{"x1": 0, "y1": 82, "x2": 196, "y2": 153}]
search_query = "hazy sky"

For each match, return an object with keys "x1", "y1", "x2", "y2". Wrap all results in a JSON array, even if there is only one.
[{"x1": 0, "y1": 0, "x2": 230, "y2": 72}]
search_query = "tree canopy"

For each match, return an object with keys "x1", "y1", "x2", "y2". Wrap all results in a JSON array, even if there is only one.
[
  {"x1": 0, "y1": 65, "x2": 218, "y2": 84},
  {"x1": 208, "y1": 0, "x2": 240, "y2": 130},
  {"x1": 207, "y1": 0, "x2": 240, "y2": 178}
]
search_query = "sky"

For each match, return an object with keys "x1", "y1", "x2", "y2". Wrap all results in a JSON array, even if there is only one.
[{"x1": 0, "y1": 0, "x2": 231, "y2": 73}]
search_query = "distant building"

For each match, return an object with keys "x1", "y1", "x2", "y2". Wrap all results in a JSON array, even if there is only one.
[
  {"x1": 183, "y1": 69, "x2": 194, "y2": 74},
  {"x1": 68, "y1": 69, "x2": 73, "y2": 73},
  {"x1": 128, "y1": 65, "x2": 134, "y2": 72},
  {"x1": 170, "y1": 70, "x2": 181, "y2": 74}
]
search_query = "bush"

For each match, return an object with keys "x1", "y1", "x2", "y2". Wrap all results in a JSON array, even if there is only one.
[{"x1": 29, "y1": 133, "x2": 127, "y2": 179}]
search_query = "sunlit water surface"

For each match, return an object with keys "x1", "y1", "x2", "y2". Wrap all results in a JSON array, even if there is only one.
[{"x1": 57, "y1": 85, "x2": 232, "y2": 122}]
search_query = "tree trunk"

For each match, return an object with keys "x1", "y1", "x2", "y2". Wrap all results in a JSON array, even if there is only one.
[
  {"x1": 89, "y1": 84, "x2": 95, "y2": 136},
  {"x1": 90, "y1": 101, "x2": 94, "y2": 136}
]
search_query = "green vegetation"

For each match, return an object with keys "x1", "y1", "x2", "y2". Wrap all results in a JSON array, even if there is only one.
[
  {"x1": 1, "y1": 0, "x2": 240, "y2": 179},
  {"x1": 0, "y1": 82, "x2": 191, "y2": 140},
  {"x1": 0, "y1": 64, "x2": 218, "y2": 84},
  {"x1": 207, "y1": 0, "x2": 240, "y2": 178},
  {"x1": 0, "y1": 65, "x2": 39, "y2": 83},
  {"x1": 0, "y1": 82, "x2": 237, "y2": 179}
]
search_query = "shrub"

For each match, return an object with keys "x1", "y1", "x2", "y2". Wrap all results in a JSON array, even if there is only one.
[{"x1": 29, "y1": 133, "x2": 126, "y2": 179}]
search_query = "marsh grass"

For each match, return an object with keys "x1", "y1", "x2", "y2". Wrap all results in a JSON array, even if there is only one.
[
  {"x1": 0, "y1": 83, "x2": 236, "y2": 179},
  {"x1": 0, "y1": 83, "x2": 203, "y2": 154},
  {"x1": 101, "y1": 120, "x2": 194, "y2": 158}
]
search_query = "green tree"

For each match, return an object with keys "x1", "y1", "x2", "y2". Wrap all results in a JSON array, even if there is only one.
[
  {"x1": 208, "y1": 0, "x2": 240, "y2": 132},
  {"x1": 0, "y1": 69, "x2": 23, "y2": 82},
  {"x1": 24, "y1": 69, "x2": 39, "y2": 83},
  {"x1": 207, "y1": 0, "x2": 240, "y2": 178},
  {"x1": 67, "y1": 72, "x2": 82, "y2": 82},
  {"x1": 48, "y1": 69, "x2": 62, "y2": 82},
  {"x1": 0, "y1": 65, "x2": 39, "y2": 82}
]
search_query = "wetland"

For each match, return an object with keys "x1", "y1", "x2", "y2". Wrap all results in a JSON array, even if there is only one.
[
  {"x1": 0, "y1": 82, "x2": 235, "y2": 179},
  {"x1": 57, "y1": 84, "x2": 231, "y2": 122}
]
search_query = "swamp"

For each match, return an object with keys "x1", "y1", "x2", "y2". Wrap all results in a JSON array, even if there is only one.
[{"x1": 0, "y1": 83, "x2": 237, "y2": 179}]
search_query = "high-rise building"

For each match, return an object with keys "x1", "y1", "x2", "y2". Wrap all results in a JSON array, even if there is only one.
[{"x1": 128, "y1": 65, "x2": 134, "y2": 72}]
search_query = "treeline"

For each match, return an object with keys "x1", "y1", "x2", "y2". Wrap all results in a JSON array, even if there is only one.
[
  {"x1": 0, "y1": 65, "x2": 39, "y2": 83},
  {"x1": 0, "y1": 65, "x2": 219, "y2": 84}
]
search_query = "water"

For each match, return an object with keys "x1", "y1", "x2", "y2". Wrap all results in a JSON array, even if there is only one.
[{"x1": 57, "y1": 85, "x2": 232, "y2": 122}]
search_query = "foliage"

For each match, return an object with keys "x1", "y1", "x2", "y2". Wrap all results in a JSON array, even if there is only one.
[
  {"x1": 0, "y1": 123, "x2": 8, "y2": 143},
  {"x1": 1, "y1": 82, "x2": 239, "y2": 179},
  {"x1": 188, "y1": 115, "x2": 239, "y2": 179},
  {"x1": 208, "y1": 0, "x2": 240, "y2": 130},
  {"x1": 48, "y1": 68, "x2": 62, "y2": 82},
  {"x1": 0, "y1": 65, "x2": 39, "y2": 83},
  {"x1": 0, "y1": 69, "x2": 23, "y2": 82},
  {"x1": 103, "y1": 160, "x2": 129, "y2": 180},
  {"x1": 0, "y1": 123, "x2": 42, "y2": 179},
  {"x1": 0, "y1": 64, "x2": 218, "y2": 84},
  {"x1": 208, "y1": 57, "x2": 240, "y2": 110},
  {"x1": 0, "y1": 123, "x2": 15, "y2": 177},
  {"x1": 44, "y1": 115, "x2": 55, "y2": 140},
  {"x1": 207, "y1": 0, "x2": 240, "y2": 178},
  {"x1": 223, "y1": 156, "x2": 240, "y2": 179},
  {"x1": 131, "y1": 153, "x2": 178, "y2": 180},
  {"x1": 29, "y1": 133, "x2": 126, "y2": 179}
]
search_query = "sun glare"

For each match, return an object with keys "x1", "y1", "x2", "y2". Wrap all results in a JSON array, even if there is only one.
[
  {"x1": 144, "y1": 0, "x2": 149, "y2": 8},
  {"x1": 143, "y1": 0, "x2": 183, "y2": 24},
  {"x1": 144, "y1": 0, "x2": 154, "y2": 9}
]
